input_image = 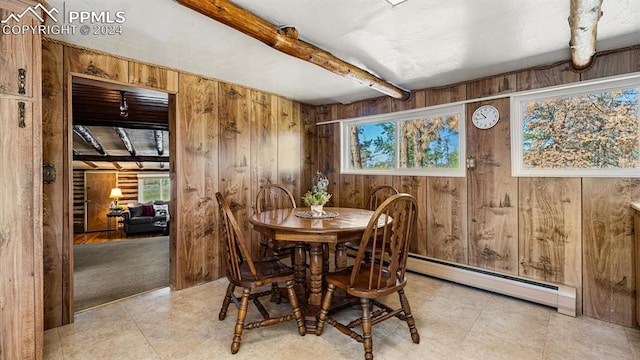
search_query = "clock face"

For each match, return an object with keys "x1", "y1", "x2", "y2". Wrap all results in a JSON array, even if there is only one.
[{"x1": 472, "y1": 105, "x2": 500, "y2": 129}]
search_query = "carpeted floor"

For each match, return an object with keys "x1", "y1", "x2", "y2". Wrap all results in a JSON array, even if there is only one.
[{"x1": 74, "y1": 236, "x2": 169, "y2": 312}]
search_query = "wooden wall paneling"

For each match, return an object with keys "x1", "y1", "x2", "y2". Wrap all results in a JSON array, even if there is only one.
[
  {"x1": 389, "y1": 91, "x2": 429, "y2": 256},
  {"x1": 337, "y1": 102, "x2": 365, "y2": 208},
  {"x1": 466, "y1": 98, "x2": 518, "y2": 274},
  {"x1": 251, "y1": 90, "x2": 278, "y2": 188},
  {"x1": 466, "y1": 73, "x2": 517, "y2": 100},
  {"x1": 218, "y1": 82, "x2": 251, "y2": 244},
  {"x1": 580, "y1": 46, "x2": 640, "y2": 326},
  {"x1": 201, "y1": 88, "x2": 220, "y2": 282},
  {"x1": 0, "y1": 99, "x2": 32, "y2": 358},
  {"x1": 363, "y1": 97, "x2": 392, "y2": 115},
  {"x1": 174, "y1": 73, "x2": 219, "y2": 289},
  {"x1": 394, "y1": 176, "x2": 428, "y2": 255},
  {"x1": 64, "y1": 46, "x2": 128, "y2": 82},
  {"x1": 128, "y1": 62, "x2": 179, "y2": 92},
  {"x1": 518, "y1": 177, "x2": 582, "y2": 314},
  {"x1": 250, "y1": 90, "x2": 278, "y2": 254},
  {"x1": 0, "y1": 0, "x2": 35, "y2": 97},
  {"x1": 427, "y1": 178, "x2": 468, "y2": 263},
  {"x1": 315, "y1": 104, "x2": 340, "y2": 205},
  {"x1": 426, "y1": 84, "x2": 466, "y2": 106},
  {"x1": 582, "y1": 178, "x2": 640, "y2": 327},
  {"x1": 423, "y1": 85, "x2": 468, "y2": 263},
  {"x1": 0, "y1": 2, "x2": 42, "y2": 351},
  {"x1": 516, "y1": 62, "x2": 580, "y2": 91},
  {"x1": 278, "y1": 98, "x2": 302, "y2": 202},
  {"x1": 300, "y1": 104, "x2": 318, "y2": 200},
  {"x1": 42, "y1": 40, "x2": 66, "y2": 329},
  {"x1": 580, "y1": 47, "x2": 640, "y2": 81}
]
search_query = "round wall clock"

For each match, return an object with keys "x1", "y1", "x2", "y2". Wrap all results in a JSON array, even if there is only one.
[{"x1": 471, "y1": 105, "x2": 500, "y2": 129}]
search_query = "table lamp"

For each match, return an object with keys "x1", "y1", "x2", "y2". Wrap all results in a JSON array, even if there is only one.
[{"x1": 109, "y1": 187, "x2": 123, "y2": 209}]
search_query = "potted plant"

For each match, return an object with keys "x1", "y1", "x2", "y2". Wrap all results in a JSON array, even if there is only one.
[{"x1": 302, "y1": 171, "x2": 331, "y2": 216}]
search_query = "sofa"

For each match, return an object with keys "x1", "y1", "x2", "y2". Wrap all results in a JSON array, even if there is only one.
[{"x1": 122, "y1": 200, "x2": 170, "y2": 235}]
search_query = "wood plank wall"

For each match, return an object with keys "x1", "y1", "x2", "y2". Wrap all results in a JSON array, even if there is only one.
[
  {"x1": 311, "y1": 46, "x2": 640, "y2": 327},
  {"x1": 41, "y1": 40, "x2": 640, "y2": 329},
  {"x1": 41, "y1": 41, "x2": 306, "y2": 329}
]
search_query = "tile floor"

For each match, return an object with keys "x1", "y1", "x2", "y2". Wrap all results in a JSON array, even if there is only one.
[{"x1": 44, "y1": 273, "x2": 640, "y2": 360}]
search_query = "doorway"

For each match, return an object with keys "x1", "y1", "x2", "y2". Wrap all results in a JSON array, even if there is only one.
[{"x1": 70, "y1": 75, "x2": 173, "y2": 311}]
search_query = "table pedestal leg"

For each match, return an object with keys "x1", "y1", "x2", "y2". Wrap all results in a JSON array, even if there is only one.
[
  {"x1": 294, "y1": 243, "x2": 307, "y2": 295},
  {"x1": 308, "y1": 243, "x2": 323, "y2": 306}
]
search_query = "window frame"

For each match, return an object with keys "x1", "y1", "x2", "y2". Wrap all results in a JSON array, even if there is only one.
[
  {"x1": 340, "y1": 103, "x2": 466, "y2": 177},
  {"x1": 510, "y1": 73, "x2": 640, "y2": 177},
  {"x1": 137, "y1": 172, "x2": 171, "y2": 203}
]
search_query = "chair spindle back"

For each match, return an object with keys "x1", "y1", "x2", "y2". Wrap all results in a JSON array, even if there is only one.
[
  {"x1": 216, "y1": 192, "x2": 258, "y2": 282},
  {"x1": 351, "y1": 193, "x2": 417, "y2": 290}
]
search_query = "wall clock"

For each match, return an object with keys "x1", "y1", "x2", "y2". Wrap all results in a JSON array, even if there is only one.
[{"x1": 471, "y1": 105, "x2": 500, "y2": 129}]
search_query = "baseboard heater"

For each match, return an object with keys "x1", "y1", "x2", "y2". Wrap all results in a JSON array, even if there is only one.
[{"x1": 407, "y1": 255, "x2": 576, "y2": 317}]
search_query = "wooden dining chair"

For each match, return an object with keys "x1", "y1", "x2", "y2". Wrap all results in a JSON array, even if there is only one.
[
  {"x1": 215, "y1": 192, "x2": 306, "y2": 354},
  {"x1": 255, "y1": 184, "x2": 298, "y2": 261},
  {"x1": 345, "y1": 185, "x2": 399, "y2": 262},
  {"x1": 315, "y1": 193, "x2": 420, "y2": 360}
]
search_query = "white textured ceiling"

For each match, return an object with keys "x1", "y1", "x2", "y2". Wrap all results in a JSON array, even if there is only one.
[{"x1": 47, "y1": 0, "x2": 640, "y2": 105}]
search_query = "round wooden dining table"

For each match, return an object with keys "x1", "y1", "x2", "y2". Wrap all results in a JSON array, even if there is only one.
[{"x1": 250, "y1": 207, "x2": 377, "y2": 327}]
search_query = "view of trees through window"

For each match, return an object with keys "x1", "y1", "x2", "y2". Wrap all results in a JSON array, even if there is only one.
[
  {"x1": 138, "y1": 176, "x2": 170, "y2": 203},
  {"x1": 347, "y1": 114, "x2": 461, "y2": 171},
  {"x1": 521, "y1": 88, "x2": 639, "y2": 169}
]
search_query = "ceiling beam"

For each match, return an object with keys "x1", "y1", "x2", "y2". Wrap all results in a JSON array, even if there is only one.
[
  {"x1": 568, "y1": 0, "x2": 604, "y2": 70},
  {"x1": 82, "y1": 161, "x2": 98, "y2": 169},
  {"x1": 154, "y1": 130, "x2": 164, "y2": 156},
  {"x1": 176, "y1": 0, "x2": 410, "y2": 100},
  {"x1": 74, "y1": 155, "x2": 170, "y2": 162},
  {"x1": 73, "y1": 125, "x2": 107, "y2": 155},
  {"x1": 115, "y1": 127, "x2": 137, "y2": 156}
]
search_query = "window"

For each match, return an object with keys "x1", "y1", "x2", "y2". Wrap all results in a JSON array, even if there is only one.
[
  {"x1": 341, "y1": 104, "x2": 466, "y2": 177},
  {"x1": 138, "y1": 173, "x2": 170, "y2": 203},
  {"x1": 511, "y1": 74, "x2": 640, "y2": 177}
]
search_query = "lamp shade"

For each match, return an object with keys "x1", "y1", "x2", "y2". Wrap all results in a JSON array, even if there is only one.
[{"x1": 109, "y1": 188, "x2": 123, "y2": 199}]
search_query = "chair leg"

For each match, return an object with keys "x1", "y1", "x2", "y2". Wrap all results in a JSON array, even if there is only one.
[
  {"x1": 360, "y1": 298, "x2": 373, "y2": 360},
  {"x1": 285, "y1": 280, "x2": 306, "y2": 336},
  {"x1": 219, "y1": 283, "x2": 236, "y2": 321},
  {"x1": 231, "y1": 288, "x2": 251, "y2": 354},
  {"x1": 270, "y1": 282, "x2": 282, "y2": 304},
  {"x1": 315, "y1": 283, "x2": 336, "y2": 336},
  {"x1": 398, "y1": 289, "x2": 420, "y2": 344}
]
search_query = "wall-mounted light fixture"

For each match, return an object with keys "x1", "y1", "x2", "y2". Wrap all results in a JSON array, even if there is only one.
[{"x1": 119, "y1": 90, "x2": 129, "y2": 118}]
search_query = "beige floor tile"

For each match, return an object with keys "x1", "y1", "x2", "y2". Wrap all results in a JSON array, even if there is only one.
[
  {"x1": 543, "y1": 312, "x2": 634, "y2": 360},
  {"x1": 625, "y1": 327, "x2": 640, "y2": 360},
  {"x1": 44, "y1": 273, "x2": 640, "y2": 360},
  {"x1": 57, "y1": 303, "x2": 159, "y2": 359},
  {"x1": 43, "y1": 328, "x2": 63, "y2": 360}
]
